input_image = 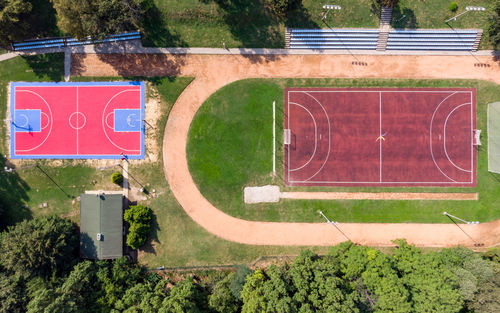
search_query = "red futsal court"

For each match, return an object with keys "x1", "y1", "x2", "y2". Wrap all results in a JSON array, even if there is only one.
[
  {"x1": 284, "y1": 88, "x2": 476, "y2": 187},
  {"x1": 10, "y1": 82, "x2": 145, "y2": 159}
]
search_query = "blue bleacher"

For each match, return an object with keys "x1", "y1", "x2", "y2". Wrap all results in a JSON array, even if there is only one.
[
  {"x1": 387, "y1": 29, "x2": 478, "y2": 51},
  {"x1": 12, "y1": 31, "x2": 141, "y2": 51},
  {"x1": 289, "y1": 28, "x2": 379, "y2": 50}
]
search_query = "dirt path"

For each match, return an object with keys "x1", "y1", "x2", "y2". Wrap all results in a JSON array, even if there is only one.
[{"x1": 75, "y1": 53, "x2": 500, "y2": 247}]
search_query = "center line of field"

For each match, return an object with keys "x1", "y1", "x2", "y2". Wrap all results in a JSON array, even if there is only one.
[{"x1": 379, "y1": 92, "x2": 382, "y2": 182}]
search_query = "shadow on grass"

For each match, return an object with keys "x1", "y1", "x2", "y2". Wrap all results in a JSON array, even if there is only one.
[
  {"x1": 140, "y1": 211, "x2": 160, "y2": 256},
  {"x1": 141, "y1": 0, "x2": 188, "y2": 48},
  {"x1": 391, "y1": 5, "x2": 418, "y2": 29},
  {"x1": 21, "y1": 53, "x2": 65, "y2": 81},
  {"x1": 0, "y1": 155, "x2": 32, "y2": 230}
]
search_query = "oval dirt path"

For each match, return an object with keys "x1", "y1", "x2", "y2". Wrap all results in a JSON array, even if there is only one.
[{"x1": 76, "y1": 53, "x2": 500, "y2": 247}]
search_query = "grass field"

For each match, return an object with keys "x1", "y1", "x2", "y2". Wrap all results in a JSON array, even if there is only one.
[
  {"x1": 147, "y1": 0, "x2": 495, "y2": 48},
  {"x1": 187, "y1": 78, "x2": 500, "y2": 224}
]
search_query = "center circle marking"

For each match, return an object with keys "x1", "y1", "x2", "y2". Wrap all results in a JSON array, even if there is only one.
[{"x1": 69, "y1": 112, "x2": 87, "y2": 130}]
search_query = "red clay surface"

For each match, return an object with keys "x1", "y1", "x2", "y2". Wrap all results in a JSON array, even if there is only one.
[
  {"x1": 285, "y1": 88, "x2": 476, "y2": 187},
  {"x1": 11, "y1": 82, "x2": 144, "y2": 159}
]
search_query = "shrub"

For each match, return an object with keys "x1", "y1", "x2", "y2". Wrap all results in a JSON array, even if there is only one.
[
  {"x1": 124, "y1": 205, "x2": 153, "y2": 249},
  {"x1": 450, "y1": 2, "x2": 458, "y2": 12},
  {"x1": 230, "y1": 265, "x2": 252, "y2": 300},
  {"x1": 268, "y1": 0, "x2": 302, "y2": 17},
  {"x1": 111, "y1": 172, "x2": 123, "y2": 185}
]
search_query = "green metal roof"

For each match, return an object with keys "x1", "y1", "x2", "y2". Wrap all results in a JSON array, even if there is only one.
[{"x1": 80, "y1": 193, "x2": 123, "y2": 259}]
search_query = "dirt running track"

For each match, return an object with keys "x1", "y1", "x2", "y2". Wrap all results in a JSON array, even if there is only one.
[{"x1": 74, "y1": 53, "x2": 500, "y2": 247}]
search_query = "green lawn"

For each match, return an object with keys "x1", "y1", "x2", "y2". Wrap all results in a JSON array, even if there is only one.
[
  {"x1": 146, "y1": 0, "x2": 495, "y2": 48},
  {"x1": 187, "y1": 78, "x2": 500, "y2": 224},
  {"x1": 147, "y1": 0, "x2": 378, "y2": 48}
]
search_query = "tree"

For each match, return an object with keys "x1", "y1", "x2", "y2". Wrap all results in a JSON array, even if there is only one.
[
  {"x1": 240, "y1": 269, "x2": 267, "y2": 313},
  {"x1": 51, "y1": 0, "x2": 146, "y2": 40},
  {"x1": 489, "y1": 0, "x2": 500, "y2": 49},
  {"x1": 0, "y1": 215, "x2": 78, "y2": 278},
  {"x1": 0, "y1": 272, "x2": 27, "y2": 313},
  {"x1": 0, "y1": 0, "x2": 32, "y2": 47},
  {"x1": 393, "y1": 240, "x2": 464, "y2": 313},
  {"x1": 267, "y1": 0, "x2": 302, "y2": 17},
  {"x1": 208, "y1": 273, "x2": 240, "y2": 313},
  {"x1": 378, "y1": 0, "x2": 400, "y2": 8},
  {"x1": 229, "y1": 264, "x2": 252, "y2": 300},
  {"x1": 124, "y1": 204, "x2": 153, "y2": 249},
  {"x1": 160, "y1": 278, "x2": 204, "y2": 313}
]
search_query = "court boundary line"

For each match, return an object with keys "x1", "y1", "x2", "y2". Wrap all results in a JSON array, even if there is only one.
[
  {"x1": 288, "y1": 102, "x2": 317, "y2": 172},
  {"x1": 286, "y1": 89, "x2": 475, "y2": 185},
  {"x1": 10, "y1": 81, "x2": 145, "y2": 159},
  {"x1": 443, "y1": 102, "x2": 472, "y2": 173}
]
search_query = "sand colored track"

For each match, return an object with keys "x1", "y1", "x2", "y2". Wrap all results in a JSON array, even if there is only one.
[{"x1": 74, "y1": 53, "x2": 500, "y2": 247}]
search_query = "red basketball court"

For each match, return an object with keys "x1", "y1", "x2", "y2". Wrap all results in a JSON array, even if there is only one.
[
  {"x1": 284, "y1": 88, "x2": 476, "y2": 187},
  {"x1": 10, "y1": 82, "x2": 145, "y2": 159}
]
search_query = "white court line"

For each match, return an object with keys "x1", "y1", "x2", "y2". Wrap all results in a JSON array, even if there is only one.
[
  {"x1": 443, "y1": 103, "x2": 472, "y2": 173},
  {"x1": 41, "y1": 112, "x2": 49, "y2": 129},
  {"x1": 289, "y1": 90, "x2": 473, "y2": 94},
  {"x1": 379, "y1": 92, "x2": 382, "y2": 182},
  {"x1": 302, "y1": 92, "x2": 331, "y2": 182},
  {"x1": 288, "y1": 102, "x2": 317, "y2": 172},
  {"x1": 101, "y1": 89, "x2": 141, "y2": 152},
  {"x1": 14, "y1": 90, "x2": 53, "y2": 152},
  {"x1": 76, "y1": 86, "x2": 78, "y2": 154},
  {"x1": 429, "y1": 92, "x2": 460, "y2": 182},
  {"x1": 470, "y1": 92, "x2": 473, "y2": 183},
  {"x1": 289, "y1": 180, "x2": 472, "y2": 184}
]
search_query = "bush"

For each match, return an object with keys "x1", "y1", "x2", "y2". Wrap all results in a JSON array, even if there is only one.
[
  {"x1": 450, "y1": 2, "x2": 458, "y2": 12},
  {"x1": 268, "y1": 0, "x2": 302, "y2": 17},
  {"x1": 111, "y1": 172, "x2": 123, "y2": 185},
  {"x1": 124, "y1": 205, "x2": 152, "y2": 249}
]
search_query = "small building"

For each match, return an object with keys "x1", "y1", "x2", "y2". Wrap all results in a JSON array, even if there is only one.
[{"x1": 80, "y1": 192, "x2": 124, "y2": 260}]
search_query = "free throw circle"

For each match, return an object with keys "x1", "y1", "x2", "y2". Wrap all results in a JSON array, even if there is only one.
[{"x1": 69, "y1": 112, "x2": 87, "y2": 130}]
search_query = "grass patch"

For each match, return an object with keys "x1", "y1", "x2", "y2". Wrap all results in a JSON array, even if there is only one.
[
  {"x1": 391, "y1": 0, "x2": 493, "y2": 48},
  {"x1": 147, "y1": 0, "x2": 378, "y2": 48},
  {"x1": 187, "y1": 78, "x2": 500, "y2": 224}
]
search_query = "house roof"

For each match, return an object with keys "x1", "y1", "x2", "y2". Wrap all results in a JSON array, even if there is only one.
[{"x1": 80, "y1": 193, "x2": 123, "y2": 260}]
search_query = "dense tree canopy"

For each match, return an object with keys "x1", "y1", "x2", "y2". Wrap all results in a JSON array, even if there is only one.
[
  {"x1": 489, "y1": 0, "x2": 500, "y2": 50},
  {"x1": 124, "y1": 204, "x2": 153, "y2": 249},
  {"x1": 51, "y1": 0, "x2": 147, "y2": 39},
  {"x1": 0, "y1": 0, "x2": 32, "y2": 47},
  {"x1": 0, "y1": 215, "x2": 78, "y2": 278},
  {"x1": 0, "y1": 216, "x2": 498, "y2": 313}
]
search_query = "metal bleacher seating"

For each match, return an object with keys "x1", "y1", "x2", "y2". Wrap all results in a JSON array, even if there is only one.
[
  {"x1": 288, "y1": 28, "x2": 379, "y2": 50},
  {"x1": 386, "y1": 29, "x2": 478, "y2": 51},
  {"x1": 12, "y1": 31, "x2": 141, "y2": 51}
]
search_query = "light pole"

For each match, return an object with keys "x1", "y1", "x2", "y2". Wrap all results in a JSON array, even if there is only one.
[
  {"x1": 322, "y1": 4, "x2": 342, "y2": 21},
  {"x1": 445, "y1": 6, "x2": 485, "y2": 23},
  {"x1": 319, "y1": 210, "x2": 352, "y2": 242},
  {"x1": 443, "y1": 211, "x2": 479, "y2": 224}
]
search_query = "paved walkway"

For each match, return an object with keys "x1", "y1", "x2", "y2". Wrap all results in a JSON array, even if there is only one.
[{"x1": 8, "y1": 41, "x2": 500, "y2": 247}]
